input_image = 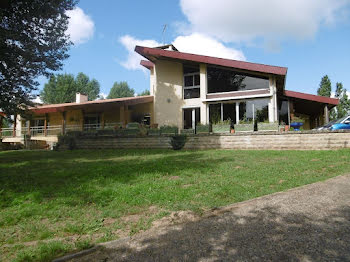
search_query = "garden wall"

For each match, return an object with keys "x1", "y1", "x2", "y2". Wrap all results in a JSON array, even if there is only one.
[{"x1": 73, "y1": 131, "x2": 350, "y2": 150}]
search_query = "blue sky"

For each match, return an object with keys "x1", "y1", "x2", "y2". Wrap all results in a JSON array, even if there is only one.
[{"x1": 37, "y1": 0, "x2": 350, "y2": 98}]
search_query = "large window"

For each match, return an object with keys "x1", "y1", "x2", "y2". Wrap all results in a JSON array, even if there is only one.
[
  {"x1": 183, "y1": 65, "x2": 200, "y2": 99},
  {"x1": 239, "y1": 98, "x2": 269, "y2": 123},
  {"x1": 207, "y1": 66, "x2": 270, "y2": 93}
]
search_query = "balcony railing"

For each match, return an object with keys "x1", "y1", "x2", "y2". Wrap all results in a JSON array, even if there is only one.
[{"x1": 1, "y1": 122, "x2": 123, "y2": 138}]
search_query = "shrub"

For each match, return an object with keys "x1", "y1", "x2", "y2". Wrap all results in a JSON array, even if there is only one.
[
  {"x1": 160, "y1": 125, "x2": 178, "y2": 135},
  {"x1": 170, "y1": 135, "x2": 187, "y2": 150},
  {"x1": 57, "y1": 134, "x2": 77, "y2": 150}
]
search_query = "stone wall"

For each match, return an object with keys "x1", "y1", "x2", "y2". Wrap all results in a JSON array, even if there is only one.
[{"x1": 73, "y1": 131, "x2": 350, "y2": 150}]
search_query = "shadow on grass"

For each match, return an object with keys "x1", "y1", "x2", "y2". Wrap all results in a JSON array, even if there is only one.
[
  {"x1": 81, "y1": 205, "x2": 350, "y2": 261},
  {"x1": 0, "y1": 149, "x2": 235, "y2": 208}
]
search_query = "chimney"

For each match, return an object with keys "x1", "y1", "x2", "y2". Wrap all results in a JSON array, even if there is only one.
[{"x1": 76, "y1": 93, "x2": 88, "y2": 103}]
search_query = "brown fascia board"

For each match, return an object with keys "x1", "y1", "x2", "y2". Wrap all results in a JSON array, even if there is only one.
[
  {"x1": 135, "y1": 45, "x2": 288, "y2": 76},
  {"x1": 284, "y1": 90, "x2": 339, "y2": 106},
  {"x1": 140, "y1": 60, "x2": 154, "y2": 70},
  {"x1": 29, "y1": 96, "x2": 154, "y2": 114}
]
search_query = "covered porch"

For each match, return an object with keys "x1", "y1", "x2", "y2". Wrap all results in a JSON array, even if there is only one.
[{"x1": 1, "y1": 96, "x2": 154, "y2": 142}]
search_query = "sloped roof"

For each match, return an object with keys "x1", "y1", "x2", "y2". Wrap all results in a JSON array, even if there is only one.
[
  {"x1": 135, "y1": 45, "x2": 287, "y2": 76},
  {"x1": 284, "y1": 90, "x2": 339, "y2": 105},
  {"x1": 29, "y1": 96, "x2": 154, "y2": 114}
]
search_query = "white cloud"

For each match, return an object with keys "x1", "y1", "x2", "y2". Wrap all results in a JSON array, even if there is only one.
[
  {"x1": 66, "y1": 7, "x2": 94, "y2": 45},
  {"x1": 32, "y1": 96, "x2": 43, "y2": 104},
  {"x1": 173, "y1": 33, "x2": 245, "y2": 60},
  {"x1": 98, "y1": 92, "x2": 108, "y2": 100},
  {"x1": 119, "y1": 35, "x2": 161, "y2": 71},
  {"x1": 119, "y1": 33, "x2": 245, "y2": 71},
  {"x1": 180, "y1": 0, "x2": 349, "y2": 43}
]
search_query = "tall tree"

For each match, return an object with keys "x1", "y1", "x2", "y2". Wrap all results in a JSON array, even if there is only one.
[
  {"x1": 317, "y1": 75, "x2": 332, "y2": 97},
  {"x1": 108, "y1": 81, "x2": 134, "y2": 99},
  {"x1": 0, "y1": 0, "x2": 76, "y2": 117},
  {"x1": 40, "y1": 72, "x2": 100, "y2": 104},
  {"x1": 330, "y1": 82, "x2": 350, "y2": 120},
  {"x1": 138, "y1": 90, "x2": 150, "y2": 96}
]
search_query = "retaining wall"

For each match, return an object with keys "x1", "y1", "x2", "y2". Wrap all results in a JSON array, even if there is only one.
[{"x1": 73, "y1": 131, "x2": 350, "y2": 150}]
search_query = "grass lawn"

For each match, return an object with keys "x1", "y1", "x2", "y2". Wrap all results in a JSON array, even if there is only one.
[{"x1": 1, "y1": 148, "x2": 349, "y2": 261}]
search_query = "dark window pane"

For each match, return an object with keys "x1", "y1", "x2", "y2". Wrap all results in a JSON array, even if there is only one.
[
  {"x1": 184, "y1": 65, "x2": 199, "y2": 74},
  {"x1": 184, "y1": 75, "x2": 193, "y2": 87},
  {"x1": 184, "y1": 88, "x2": 200, "y2": 99},
  {"x1": 194, "y1": 74, "x2": 200, "y2": 86},
  {"x1": 209, "y1": 104, "x2": 221, "y2": 124},
  {"x1": 223, "y1": 103, "x2": 236, "y2": 123},
  {"x1": 183, "y1": 109, "x2": 192, "y2": 129},
  {"x1": 207, "y1": 67, "x2": 269, "y2": 93}
]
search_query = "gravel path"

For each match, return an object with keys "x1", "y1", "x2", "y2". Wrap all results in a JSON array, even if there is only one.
[{"x1": 60, "y1": 174, "x2": 350, "y2": 262}]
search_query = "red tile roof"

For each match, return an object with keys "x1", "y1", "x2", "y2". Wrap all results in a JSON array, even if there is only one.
[
  {"x1": 284, "y1": 90, "x2": 339, "y2": 105},
  {"x1": 29, "y1": 96, "x2": 154, "y2": 114},
  {"x1": 135, "y1": 45, "x2": 288, "y2": 76}
]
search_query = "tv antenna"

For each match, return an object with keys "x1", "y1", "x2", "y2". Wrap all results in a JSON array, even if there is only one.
[{"x1": 162, "y1": 24, "x2": 167, "y2": 44}]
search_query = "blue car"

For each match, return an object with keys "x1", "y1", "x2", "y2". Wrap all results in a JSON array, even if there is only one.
[{"x1": 318, "y1": 115, "x2": 350, "y2": 130}]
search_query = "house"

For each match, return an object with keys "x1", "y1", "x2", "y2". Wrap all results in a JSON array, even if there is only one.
[
  {"x1": 0, "y1": 44, "x2": 339, "y2": 144},
  {"x1": 135, "y1": 45, "x2": 338, "y2": 131}
]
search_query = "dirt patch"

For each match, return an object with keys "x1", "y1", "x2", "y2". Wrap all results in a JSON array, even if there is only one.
[
  {"x1": 169, "y1": 176, "x2": 180, "y2": 180},
  {"x1": 310, "y1": 159, "x2": 320, "y2": 162},
  {"x1": 103, "y1": 218, "x2": 116, "y2": 227},
  {"x1": 182, "y1": 184, "x2": 193, "y2": 188},
  {"x1": 152, "y1": 211, "x2": 199, "y2": 228},
  {"x1": 278, "y1": 179, "x2": 285, "y2": 184}
]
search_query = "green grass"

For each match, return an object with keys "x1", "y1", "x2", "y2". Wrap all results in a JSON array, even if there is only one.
[{"x1": 0, "y1": 148, "x2": 349, "y2": 261}]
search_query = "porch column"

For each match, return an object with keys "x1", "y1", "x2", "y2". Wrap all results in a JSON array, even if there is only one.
[
  {"x1": 324, "y1": 105, "x2": 329, "y2": 124},
  {"x1": 44, "y1": 113, "x2": 48, "y2": 136},
  {"x1": 124, "y1": 104, "x2": 128, "y2": 126},
  {"x1": 206, "y1": 104, "x2": 209, "y2": 125},
  {"x1": 61, "y1": 112, "x2": 66, "y2": 134},
  {"x1": 289, "y1": 100, "x2": 294, "y2": 126},
  {"x1": 220, "y1": 103, "x2": 223, "y2": 121},
  {"x1": 101, "y1": 112, "x2": 105, "y2": 129},
  {"x1": 199, "y1": 64, "x2": 207, "y2": 125},
  {"x1": 81, "y1": 110, "x2": 85, "y2": 131},
  {"x1": 27, "y1": 120, "x2": 30, "y2": 136},
  {"x1": 13, "y1": 114, "x2": 17, "y2": 137},
  {"x1": 236, "y1": 102, "x2": 239, "y2": 124},
  {"x1": 192, "y1": 109, "x2": 196, "y2": 129}
]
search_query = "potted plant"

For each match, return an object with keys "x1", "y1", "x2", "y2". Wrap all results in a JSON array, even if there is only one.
[
  {"x1": 196, "y1": 124, "x2": 210, "y2": 134},
  {"x1": 290, "y1": 116, "x2": 304, "y2": 131},
  {"x1": 212, "y1": 119, "x2": 231, "y2": 133},
  {"x1": 257, "y1": 121, "x2": 279, "y2": 131}
]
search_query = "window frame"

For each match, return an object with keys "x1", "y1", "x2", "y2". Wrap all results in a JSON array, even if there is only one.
[{"x1": 183, "y1": 72, "x2": 200, "y2": 99}]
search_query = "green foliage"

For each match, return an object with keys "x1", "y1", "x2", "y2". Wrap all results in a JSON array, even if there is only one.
[
  {"x1": 330, "y1": 82, "x2": 350, "y2": 120},
  {"x1": 291, "y1": 116, "x2": 305, "y2": 123},
  {"x1": 108, "y1": 81, "x2": 135, "y2": 99},
  {"x1": 0, "y1": 0, "x2": 75, "y2": 117},
  {"x1": 40, "y1": 72, "x2": 100, "y2": 104},
  {"x1": 317, "y1": 75, "x2": 332, "y2": 97},
  {"x1": 196, "y1": 124, "x2": 210, "y2": 134},
  {"x1": 56, "y1": 134, "x2": 77, "y2": 150},
  {"x1": 170, "y1": 135, "x2": 187, "y2": 150},
  {"x1": 138, "y1": 90, "x2": 150, "y2": 96},
  {"x1": 160, "y1": 125, "x2": 178, "y2": 135}
]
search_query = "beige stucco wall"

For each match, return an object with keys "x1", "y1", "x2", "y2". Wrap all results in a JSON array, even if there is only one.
[
  {"x1": 154, "y1": 60, "x2": 185, "y2": 129},
  {"x1": 48, "y1": 112, "x2": 62, "y2": 126},
  {"x1": 66, "y1": 110, "x2": 83, "y2": 126}
]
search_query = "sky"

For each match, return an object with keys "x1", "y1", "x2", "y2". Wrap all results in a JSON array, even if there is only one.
[{"x1": 37, "y1": 0, "x2": 350, "y2": 99}]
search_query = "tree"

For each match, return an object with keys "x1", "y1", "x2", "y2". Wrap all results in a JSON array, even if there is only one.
[
  {"x1": 317, "y1": 75, "x2": 332, "y2": 97},
  {"x1": 0, "y1": 0, "x2": 76, "y2": 117},
  {"x1": 330, "y1": 82, "x2": 350, "y2": 120},
  {"x1": 108, "y1": 81, "x2": 134, "y2": 99},
  {"x1": 138, "y1": 90, "x2": 150, "y2": 96},
  {"x1": 40, "y1": 72, "x2": 100, "y2": 104}
]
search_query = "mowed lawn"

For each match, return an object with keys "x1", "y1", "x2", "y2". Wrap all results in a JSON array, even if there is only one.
[{"x1": 1, "y1": 149, "x2": 350, "y2": 261}]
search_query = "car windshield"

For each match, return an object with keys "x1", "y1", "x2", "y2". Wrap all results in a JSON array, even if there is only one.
[{"x1": 335, "y1": 116, "x2": 349, "y2": 124}]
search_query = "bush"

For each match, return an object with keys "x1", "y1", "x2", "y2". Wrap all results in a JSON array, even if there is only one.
[
  {"x1": 170, "y1": 135, "x2": 187, "y2": 150},
  {"x1": 160, "y1": 125, "x2": 178, "y2": 135},
  {"x1": 56, "y1": 134, "x2": 77, "y2": 150}
]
